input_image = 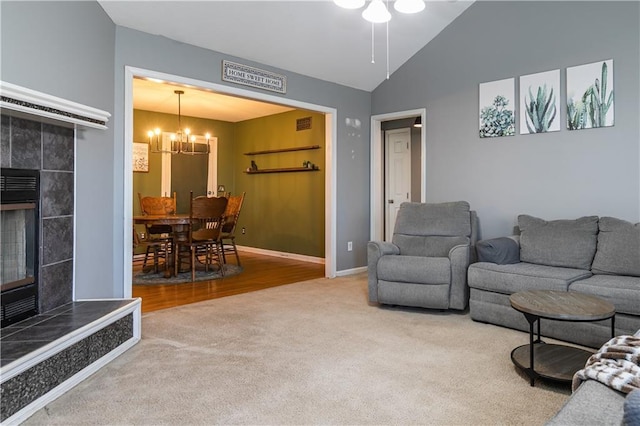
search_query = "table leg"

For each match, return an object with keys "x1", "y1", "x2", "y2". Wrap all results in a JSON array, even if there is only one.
[
  {"x1": 611, "y1": 315, "x2": 616, "y2": 339},
  {"x1": 523, "y1": 312, "x2": 539, "y2": 387},
  {"x1": 163, "y1": 239, "x2": 173, "y2": 278},
  {"x1": 171, "y1": 224, "x2": 190, "y2": 277}
]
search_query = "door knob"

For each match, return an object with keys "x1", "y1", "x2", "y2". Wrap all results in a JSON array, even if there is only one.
[{"x1": 388, "y1": 200, "x2": 394, "y2": 204}]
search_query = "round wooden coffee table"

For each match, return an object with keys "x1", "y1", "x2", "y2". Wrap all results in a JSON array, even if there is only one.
[{"x1": 509, "y1": 290, "x2": 615, "y2": 386}]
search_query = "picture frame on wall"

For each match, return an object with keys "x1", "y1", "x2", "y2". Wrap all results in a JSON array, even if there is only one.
[
  {"x1": 520, "y1": 69, "x2": 560, "y2": 134},
  {"x1": 479, "y1": 78, "x2": 515, "y2": 138},
  {"x1": 133, "y1": 142, "x2": 149, "y2": 173},
  {"x1": 566, "y1": 59, "x2": 614, "y2": 130}
]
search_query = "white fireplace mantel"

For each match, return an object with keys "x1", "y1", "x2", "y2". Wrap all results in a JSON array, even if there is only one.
[{"x1": 0, "y1": 81, "x2": 111, "y2": 130}]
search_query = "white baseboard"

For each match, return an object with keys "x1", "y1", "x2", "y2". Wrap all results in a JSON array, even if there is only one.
[
  {"x1": 236, "y1": 246, "x2": 368, "y2": 277},
  {"x1": 335, "y1": 266, "x2": 367, "y2": 277},
  {"x1": 237, "y1": 245, "x2": 325, "y2": 264}
]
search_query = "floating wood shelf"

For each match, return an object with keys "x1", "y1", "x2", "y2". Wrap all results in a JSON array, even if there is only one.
[
  {"x1": 244, "y1": 167, "x2": 320, "y2": 174},
  {"x1": 244, "y1": 145, "x2": 320, "y2": 156}
]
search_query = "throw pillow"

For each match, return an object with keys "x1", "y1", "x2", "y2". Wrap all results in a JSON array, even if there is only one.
[
  {"x1": 476, "y1": 237, "x2": 520, "y2": 264},
  {"x1": 592, "y1": 217, "x2": 640, "y2": 277},
  {"x1": 518, "y1": 215, "x2": 599, "y2": 270}
]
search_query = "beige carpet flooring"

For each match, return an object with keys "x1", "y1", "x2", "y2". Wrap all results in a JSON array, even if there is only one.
[{"x1": 24, "y1": 273, "x2": 571, "y2": 425}]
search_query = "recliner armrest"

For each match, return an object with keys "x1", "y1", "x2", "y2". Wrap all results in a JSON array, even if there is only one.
[
  {"x1": 367, "y1": 241, "x2": 400, "y2": 303},
  {"x1": 449, "y1": 243, "x2": 471, "y2": 310},
  {"x1": 368, "y1": 240, "x2": 400, "y2": 257}
]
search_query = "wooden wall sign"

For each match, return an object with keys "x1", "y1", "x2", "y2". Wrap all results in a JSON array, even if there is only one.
[{"x1": 222, "y1": 60, "x2": 286, "y2": 94}]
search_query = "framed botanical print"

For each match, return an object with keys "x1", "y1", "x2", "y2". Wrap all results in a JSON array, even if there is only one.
[{"x1": 133, "y1": 142, "x2": 149, "y2": 172}]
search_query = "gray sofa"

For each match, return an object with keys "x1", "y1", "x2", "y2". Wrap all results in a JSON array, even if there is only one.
[
  {"x1": 468, "y1": 215, "x2": 640, "y2": 349},
  {"x1": 546, "y1": 329, "x2": 640, "y2": 426}
]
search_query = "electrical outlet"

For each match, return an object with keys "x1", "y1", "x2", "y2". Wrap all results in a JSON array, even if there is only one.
[
  {"x1": 347, "y1": 241, "x2": 353, "y2": 251},
  {"x1": 241, "y1": 227, "x2": 246, "y2": 234}
]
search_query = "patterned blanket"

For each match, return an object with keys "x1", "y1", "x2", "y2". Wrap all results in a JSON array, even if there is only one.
[{"x1": 572, "y1": 335, "x2": 640, "y2": 393}]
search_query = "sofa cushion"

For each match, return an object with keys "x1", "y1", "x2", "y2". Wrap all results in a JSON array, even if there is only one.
[
  {"x1": 378, "y1": 255, "x2": 450, "y2": 285},
  {"x1": 518, "y1": 215, "x2": 598, "y2": 270},
  {"x1": 569, "y1": 275, "x2": 640, "y2": 316},
  {"x1": 393, "y1": 201, "x2": 471, "y2": 257},
  {"x1": 591, "y1": 217, "x2": 640, "y2": 277},
  {"x1": 476, "y1": 237, "x2": 520, "y2": 264},
  {"x1": 395, "y1": 235, "x2": 470, "y2": 257},
  {"x1": 468, "y1": 262, "x2": 592, "y2": 294}
]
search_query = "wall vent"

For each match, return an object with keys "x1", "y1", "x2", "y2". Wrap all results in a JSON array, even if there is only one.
[{"x1": 296, "y1": 117, "x2": 312, "y2": 131}]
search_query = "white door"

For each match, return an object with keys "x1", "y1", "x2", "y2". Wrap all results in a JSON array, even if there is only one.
[{"x1": 385, "y1": 128, "x2": 412, "y2": 241}]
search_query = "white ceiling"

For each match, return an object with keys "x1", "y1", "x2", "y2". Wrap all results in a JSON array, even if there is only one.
[
  {"x1": 133, "y1": 77, "x2": 295, "y2": 122},
  {"x1": 101, "y1": 0, "x2": 474, "y2": 121}
]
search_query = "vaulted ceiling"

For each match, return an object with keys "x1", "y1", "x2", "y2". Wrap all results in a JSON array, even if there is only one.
[{"x1": 100, "y1": 1, "x2": 474, "y2": 121}]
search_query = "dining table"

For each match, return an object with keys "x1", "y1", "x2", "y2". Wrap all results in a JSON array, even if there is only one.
[{"x1": 133, "y1": 213, "x2": 193, "y2": 277}]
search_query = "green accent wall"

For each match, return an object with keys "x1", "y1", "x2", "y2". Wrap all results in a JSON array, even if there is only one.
[
  {"x1": 234, "y1": 110, "x2": 326, "y2": 258},
  {"x1": 133, "y1": 108, "x2": 326, "y2": 258}
]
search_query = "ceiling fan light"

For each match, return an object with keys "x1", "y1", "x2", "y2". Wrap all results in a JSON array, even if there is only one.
[
  {"x1": 362, "y1": 0, "x2": 391, "y2": 23},
  {"x1": 334, "y1": 0, "x2": 365, "y2": 9},
  {"x1": 394, "y1": 0, "x2": 425, "y2": 14}
]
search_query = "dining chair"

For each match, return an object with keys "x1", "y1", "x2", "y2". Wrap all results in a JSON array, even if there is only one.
[
  {"x1": 175, "y1": 192, "x2": 228, "y2": 282},
  {"x1": 138, "y1": 191, "x2": 177, "y2": 251},
  {"x1": 132, "y1": 225, "x2": 169, "y2": 274},
  {"x1": 220, "y1": 192, "x2": 245, "y2": 266},
  {"x1": 138, "y1": 192, "x2": 177, "y2": 233}
]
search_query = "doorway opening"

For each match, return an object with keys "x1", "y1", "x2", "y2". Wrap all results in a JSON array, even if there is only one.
[
  {"x1": 370, "y1": 109, "x2": 426, "y2": 242},
  {"x1": 123, "y1": 66, "x2": 337, "y2": 298}
]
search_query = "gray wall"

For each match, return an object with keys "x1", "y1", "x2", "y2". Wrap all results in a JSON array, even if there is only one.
[
  {"x1": 113, "y1": 27, "x2": 372, "y2": 280},
  {"x1": 373, "y1": 1, "x2": 640, "y2": 239},
  {"x1": 1, "y1": 1, "x2": 117, "y2": 298},
  {"x1": 2, "y1": 2, "x2": 372, "y2": 300}
]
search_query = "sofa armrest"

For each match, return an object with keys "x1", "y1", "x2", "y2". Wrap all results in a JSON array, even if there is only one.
[
  {"x1": 476, "y1": 236, "x2": 520, "y2": 264},
  {"x1": 546, "y1": 380, "x2": 625, "y2": 425},
  {"x1": 367, "y1": 241, "x2": 400, "y2": 303},
  {"x1": 449, "y1": 243, "x2": 471, "y2": 310}
]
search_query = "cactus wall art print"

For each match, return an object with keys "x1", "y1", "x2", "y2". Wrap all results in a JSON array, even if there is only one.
[
  {"x1": 479, "y1": 78, "x2": 515, "y2": 138},
  {"x1": 519, "y1": 69, "x2": 560, "y2": 134},
  {"x1": 566, "y1": 60, "x2": 614, "y2": 130}
]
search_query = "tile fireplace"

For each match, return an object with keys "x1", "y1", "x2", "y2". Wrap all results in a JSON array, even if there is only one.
[
  {"x1": 1, "y1": 114, "x2": 75, "y2": 326},
  {"x1": 0, "y1": 81, "x2": 140, "y2": 425}
]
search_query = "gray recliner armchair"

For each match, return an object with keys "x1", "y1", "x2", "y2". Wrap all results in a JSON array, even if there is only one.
[{"x1": 368, "y1": 201, "x2": 478, "y2": 310}]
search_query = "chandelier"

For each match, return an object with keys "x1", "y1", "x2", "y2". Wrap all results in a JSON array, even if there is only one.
[
  {"x1": 334, "y1": 0, "x2": 426, "y2": 78},
  {"x1": 147, "y1": 90, "x2": 211, "y2": 155}
]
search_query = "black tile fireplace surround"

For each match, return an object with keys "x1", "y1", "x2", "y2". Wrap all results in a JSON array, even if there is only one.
[{"x1": 1, "y1": 114, "x2": 75, "y2": 322}]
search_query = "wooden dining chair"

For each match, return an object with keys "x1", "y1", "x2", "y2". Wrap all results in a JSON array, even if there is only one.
[
  {"x1": 138, "y1": 192, "x2": 177, "y2": 254},
  {"x1": 138, "y1": 192, "x2": 177, "y2": 236},
  {"x1": 132, "y1": 225, "x2": 169, "y2": 274},
  {"x1": 220, "y1": 192, "x2": 245, "y2": 266},
  {"x1": 175, "y1": 192, "x2": 228, "y2": 282}
]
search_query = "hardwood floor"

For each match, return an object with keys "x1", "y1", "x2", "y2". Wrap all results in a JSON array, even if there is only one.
[{"x1": 132, "y1": 250, "x2": 325, "y2": 313}]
